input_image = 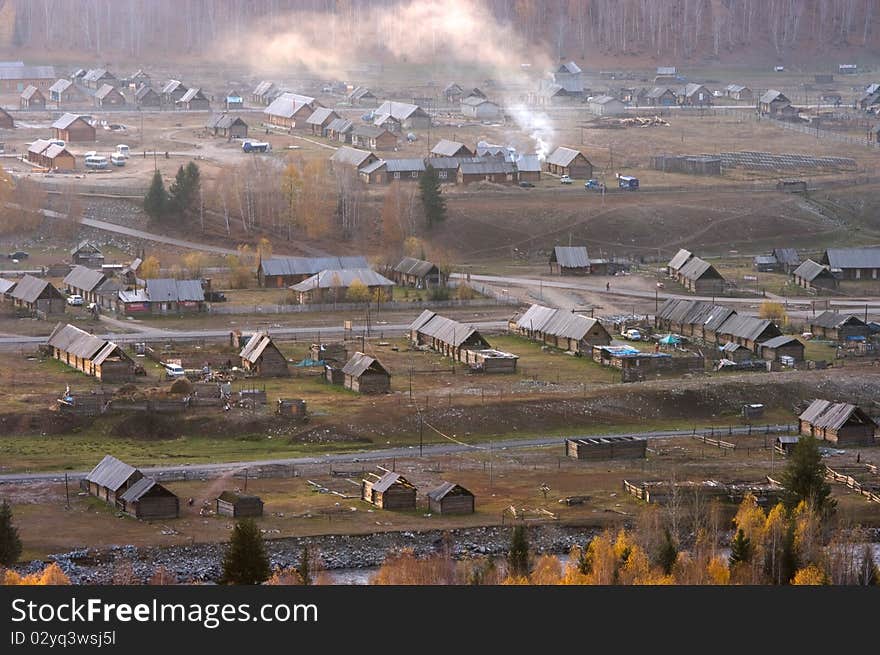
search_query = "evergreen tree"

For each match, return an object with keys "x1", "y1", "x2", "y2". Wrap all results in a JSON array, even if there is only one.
[
  {"x1": 143, "y1": 169, "x2": 168, "y2": 222},
  {"x1": 168, "y1": 161, "x2": 201, "y2": 220},
  {"x1": 220, "y1": 519, "x2": 270, "y2": 585},
  {"x1": 857, "y1": 544, "x2": 878, "y2": 586},
  {"x1": 298, "y1": 545, "x2": 311, "y2": 586},
  {"x1": 655, "y1": 528, "x2": 678, "y2": 575},
  {"x1": 778, "y1": 522, "x2": 799, "y2": 585},
  {"x1": 780, "y1": 435, "x2": 835, "y2": 514},
  {"x1": 507, "y1": 525, "x2": 530, "y2": 578},
  {"x1": 729, "y1": 528, "x2": 752, "y2": 566},
  {"x1": 0, "y1": 500, "x2": 22, "y2": 567},
  {"x1": 418, "y1": 164, "x2": 446, "y2": 229}
]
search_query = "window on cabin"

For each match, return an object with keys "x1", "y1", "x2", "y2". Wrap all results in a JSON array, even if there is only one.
[{"x1": 393, "y1": 172, "x2": 400, "y2": 179}]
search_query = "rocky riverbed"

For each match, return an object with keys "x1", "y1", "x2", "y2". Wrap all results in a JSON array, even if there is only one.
[{"x1": 19, "y1": 524, "x2": 600, "y2": 584}]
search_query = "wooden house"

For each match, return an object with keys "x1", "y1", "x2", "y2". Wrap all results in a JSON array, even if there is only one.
[
  {"x1": 427, "y1": 482, "x2": 474, "y2": 514},
  {"x1": 588, "y1": 95, "x2": 626, "y2": 116},
  {"x1": 205, "y1": 113, "x2": 248, "y2": 139},
  {"x1": 759, "y1": 90, "x2": 791, "y2": 115},
  {"x1": 135, "y1": 85, "x2": 161, "y2": 107},
  {"x1": 775, "y1": 436, "x2": 800, "y2": 456},
  {"x1": 793, "y1": 259, "x2": 838, "y2": 292},
  {"x1": 461, "y1": 96, "x2": 501, "y2": 119},
  {"x1": 549, "y1": 246, "x2": 590, "y2": 275},
  {"x1": 679, "y1": 83, "x2": 713, "y2": 106},
  {"x1": 84, "y1": 455, "x2": 142, "y2": 505},
  {"x1": 63, "y1": 265, "x2": 106, "y2": 304},
  {"x1": 94, "y1": 83, "x2": 125, "y2": 108},
  {"x1": 305, "y1": 107, "x2": 339, "y2": 136},
  {"x1": 724, "y1": 84, "x2": 753, "y2": 101},
  {"x1": 239, "y1": 331, "x2": 289, "y2": 377},
  {"x1": 264, "y1": 92, "x2": 320, "y2": 129},
  {"x1": 409, "y1": 311, "x2": 515, "y2": 371},
  {"x1": 443, "y1": 83, "x2": 464, "y2": 103},
  {"x1": 48, "y1": 79, "x2": 87, "y2": 107},
  {"x1": 347, "y1": 86, "x2": 378, "y2": 107},
  {"x1": 144, "y1": 279, "x2": 206, "y2": 314},
  {"x1": 720, "y1": 341, "x2": 753, "y2": 362},
  {"x1": 19, "y1": 85, "x2": 46, "y2": 109},
  {"x1": 46, "y1": 323, "x2": 136, "y2": 381},
  {"x1": 251, "y1": 81, "x2": 276, "y2": 105},
  {"x1": 26, "y1": 139, "x2": 75, "y2": 170},
  {"x1": 350, "y1": 125, "x2": 397, "y2": 151},
  {"x1": 161, "y1": 79, "x2": 188, "y2": 104},
  {"x1": 70, "y1": 240, "x2": 105, "y2": 268},
  {"x1": 758, "y1": 335, "x2": 805, "y2": 362},
  {"x1": 0, "y1": 107, "x2": 12, "y2": 128},
  {"x1": 373, "y1": 100, "x2": 431, "y2": 131},
  {"x1": 289, "y1": 268, "x2": 393, "y2": 304},
  {"x1": 330, "y1": 145, "x2": 378, "y2": 172},
  {"x1": 128, "y1": 69, "x2": 151, "y2": 88},
  {"x1": 392, "y1": 257, "x2": 444, "y2": 288},
  {"x1": 809, "y1": 311, "x2": 870, "y2": 341},
  {"x1": 431, "y1": 139, "x2": 473, "y2": 158},
  {"x1": 216, "y1": 491, "x2": 264, "y2": 518},
  {"x1": 361, "y1": 470, "x2": 416, "y2": 510},
  {"x1": 52, "y1": 113, "x2": 95, "y2": 142},
  {"x1": 821, "y1": 248, "x2": 880, "y2": 281},
  {"x1": 566, "y1": 436, "x2": 647, "y2": 460},
  {"x1": 511, "y1": 303, "x2": 611, "y2": 354},
  {"x1": 326, "y1": 117, "x2": 354, "y2": 143},
  {"x1": 82, "y1": 69, "x2": 118, "y2": 89},
  {"x1": 457, "y1": 159, "x2": 516, "y2": 184},
  {"x1": 9, "y1": 275, "x2": 65, "y2": 315},
  {"x1": 0, "y1": 62, "x2": 56, "y2": 93},
  {"x1": 176, "y1": 87, "x2": 210, "y2": 110},
  {"x1": 715, "y1": 315, "x2": 782, "y2": 352},
  {"x1": 676, "y1": 256, "x2": 726, "y2": 294},
  {"x1": 225, "y1": 91, "x2": 244, "y2": 110},
  {"x1": 546, "y1": 146, "x2": 592, "y2": 178},
  {"x1": 118, "y1": 477, "x2": 179, "y2": 520},
  {"x1": 799, "y1": 399, "x2": 877, "y2": 445},
  {"x1": 341, "y1": 352, "x2": 391, "y2": 394},
  {"x1": 257, "y1": 255, "x2": 368, "y2": 287},
  {"x1": 645, "y1": 86, "x2": 678, "y2": 106},
  {"x1": 515, "y1": 154, "x2": 542, "y2": 182},
  {"x1": 772, "y1": 248, "x2": 800, "y2": 273},
  {"x1": 553, "y1": 61, "x2": 584, "y2": 94}
]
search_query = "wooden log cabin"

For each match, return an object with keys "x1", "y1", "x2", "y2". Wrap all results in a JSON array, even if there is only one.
[
  {"x1": 118, "y1": 477, "x2": 179, "y2": 520},
  {"x1": 798, "y1": 399, "x2": 877, "y2": 446},
  {"x1": 566, "y1": 436, "x2": 647, "y2": 460},
  {"x1": 361, "y1": 470, "x2": 417, "y2": 510},
  {"x1": 239, "y1": 331, "x2": 290, "y2": 377},
  {"x1": 216, "y1": 491, "x2": 264, "y2": 518},
  {"x1": 427, "y1": 482, "x2": 475, "y2": 514},
  {"x1": 84, "y1": 455, "x2": 142, "y2": 505},
  {"x1": 47, "y1": 323, "x2": 136, "y2": 382},
  {"x1": 341, "y1": 352, "x2": 391, "y2": 393}
]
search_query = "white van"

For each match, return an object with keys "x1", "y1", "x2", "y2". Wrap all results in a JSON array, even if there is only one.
[
  {"x1": 110, "y1": 153, "x2": 126, "y2": 166},
  {"x1": 115, "y1": 144, "x2": 130, "y2": 158},
  {"x1": 84, "y1": 155, "x2": 109, "y2": 169}
]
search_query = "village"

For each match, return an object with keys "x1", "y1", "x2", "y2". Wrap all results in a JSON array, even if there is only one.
[{"x1": 0, "y1": 9, "x2": 880, "y2": 588}]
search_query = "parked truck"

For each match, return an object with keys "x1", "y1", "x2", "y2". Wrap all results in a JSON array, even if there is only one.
[{"x1": 242, "y1": 140, "x2": 271, "y2": 153}]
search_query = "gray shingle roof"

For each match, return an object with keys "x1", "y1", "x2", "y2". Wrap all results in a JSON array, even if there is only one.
[
  {"x1": 760, "y1": 89, "x2": 789, "y2": 104},
  {"x1": 394, "y1": 257, "x2": 437, "y2": 277},
  {"x1": 716, "y1": 315, "x2": 780, "y2": 342},
  {"x1": 260, "y1": 256, "x2": 368, "y2": 277},
  {"x1": 290, "y1": 268, "x2": 393, "y2": 292},
  {"x1": 331, "y1": 146, "x2": 375, "y2": 167},
  {"x1": 85, "y1": 455, "x2": 139, "y2": 491},
  {"x1": 359, "y1": 159, "x2": 386, "y2": 174},
  {"x1": 557, "y1": 61, "x2": 582, "y2": 74},
  {"x1": 546, "y1": 146, "x2": 585, "y2": 167},
  {"x1": 94, "y1": 84, "x2": 119, "y2": 100},
  {"x1": 369, "y1": 470, "x2": 414, "y2": 493},
  {"x1": 0, "y1": 63, "x2": 55, "y2": 80},
  {"x1": 0, "y1": 278, "x2": 15, "y2": 295},
  {"x1": 252, "y1": 81, "x2": 275, "y2": 96},
  {"x1": 678, "y1": 256, "x2": 721, "y2": 282},
  {"x1": 205, "y1": 113, "x2": 247, "y2": 130},
  {"x1": 413, "y1": 313, "x2": 484, "y2": 348},
  {"x1": 135, "y1": 85, "x2": 158, "y2": 101},
  {"x1": 667, "y1": 249, "x2": 694, "y2": 271},
  {"x1": 459, "y1": 160, "x2": 515, "y2": 175},
  {"x1": 431, "y1": 139, "x2": 472, "y2": 157},
  {"x1": 145, "y1": 279, "x2": 205, "y2": 302},
  {"x1": 264, "y1": 92, "x2": 316, "y2": 118},
  {"x1": 9, "y1": 275, "x2": 61, "y2": 304},
  {"x1": 162, "y1": 79, "x2": 186, "y2": 94},
  {"x1": 799, "y1": 399, "x2": 876, "y2": 431},
  {"x1": 375, "y1": 100, "x2": 427, "y2": 120},
  {"x1": 552, "y1": 246, "x2": 590, "y2": 269},
  {"x1": 516, "y1": 154, "x2": 541, "y2": 172},
  {"x1": 772, "y1": 248, "x2": 799, "y2": 265},
  {"x1": 754, "y1": 256, "x2": 778, "y2": 266},
  {"x1": 810, "y1": 311, "x2": 865, "y2": 330},
  {"x1": 347, "y1": 86, "x2": 375, "y2": 101},
  {"x1": 306, "y1": 107, "x2": 337, "y2": 125},
  {"x1": 178, "y1": 87, "x2": 206, "y2": 103},
  {"x1": 46, "y1": 323, "x2": 105, "y2": 358},
  {"x1": 352, "y1": 124, "x2": 389, "y2": 139},
  {"x1": 239, "y1": 331, "x2": 278, "y2": 364},
  {"x1": 646, "y1": 86, "x2": 675, "y2": 99},
  {"x1": 119, "y1": 477, "x2": 172, "y2": 503},
  {"x1": 20, "y1": 85, "x2": 42, "y2": 100},
  {"x1": 64, "y1": 265, "x2": 105, "y2": 292},
  {"x1": 793, "y1": 259, "x2": 832, "y2": 282},
  {"x1": 759, "y1": 335, "x2": 802, "y2": 349},
  {"x1": 327, "y1": 118, "x2": 353, "y2": 133},
  {"x1": 342, "y1": 351, "x2": 388, "y2": 378},
  {"x1": 428, "y1": 156, "x2": 486, "y2": 170},
  {"x1": 52, "y1": 113, "x2": 88, "y2": 130},
  {"x1": 427, "y1": 481, "x2": 472, "y2": 501},
  {"x1": 823, "y1": 248, "x2": 880, "y2": 270},
  {"x1": 49, "y1": 78, "x2": 72, "y2": 93}
]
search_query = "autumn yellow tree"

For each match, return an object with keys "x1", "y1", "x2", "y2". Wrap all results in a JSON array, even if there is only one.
[
  {"x1": 139, "y1": 255, "x2": 161, "y2": 279},
  {"x1": 183, "y1": 252, "x2": 205, "y2": 278},
  {"x1": 280, "y1": 161, "x2": 303, "y2": 240},
  {"x1": 759, "y1": 300, "x2": 787, "y2": 324},
  {"x1": 792, "y1": 564, "x2": 829, "y2": 585},
  {"x1": 3, "y1": 563, "x2": 70, "y2": 585},
  {"x1": 346, "y1": 278, "x2": 370, "y2": 303}
]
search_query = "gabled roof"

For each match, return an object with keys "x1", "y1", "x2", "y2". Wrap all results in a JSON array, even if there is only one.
[
  {"x1": 239, "y1": 331, "x2": 280, "y2": 364},
  {"x1": 822, "y1": 248, "x2": 880, "y2": 270},
  {"x1": 27, "y1": 139, "x2": 52, "y2": 155},
  {"x1": 677, "y1": 256, "x2": 722, "y2": 282},
  {"x1": 348, "y1": 86, "x2": 375, "y2": 101},
  {"x1": 557, "y1": 61, "x2": 582, "y2": 74},
  {"x1": 552, "y1": 246, "x2": 590, "y2": 268},
  {"x1": 716, "y1": 315, "x2": 780, "y2": 342},
  {"x1": 85, "y1": 455, "x2": 139, "y2": 492},
  {"x1": 20, "y1": 85, "x2": 42, "y2": 100},
  {"x1": 428, "y1": 156, "x2": 486, "y2": 170},
  {"x1": 772, "y1": 248, "x2": 799, "y2": 265},
  {"x1": 252, "y1": 81, "x2": 275, "y2": 96},
  {"x1": 515, "y1": 304, "x2": 558, "y2": 333},
  {"x1": 461, "y1": 95, "x2": 497, "y2": 107},
  {"x1": 342, "y1": 351, "x2": 389, "y2": 378},
  {"x1": 359, "y1": 159, "x2": 386, "y2": 175},
  {"x1": 71, "y1": 239, "x2": 101, "y2": 256},
  {"x1": 205, "y1": 113, "x2": 247, "y2": 129},
  {"x1": 759, "y1": 335, "x2": 802, "y2": 349},
  {"x1": 145, "y1": 278, "x2": 205, "y2": 302},
  {"x1": 178, "y1": 87, "x2": 207, "y2": 103},
  {"x1": 331, "y1": 146, "x2": 375, "y2": 167},
  {"x1": 290, "y1": 268, "x2": 393, "y2": 292},
  {"x1": 459, "y1": 160, "x2": 515, "y2": 175},
  {"x1": 683, "y1": 83, "x2": 709, "y2": 97},
  {"x1": 760, "y1": 89, "x2": 789, "y2": 104},
  {"x1": 94, "y1": 83, "x2": 120, "y2": 100},
  {"x1": 64, "y1": 265, "x2": 105, "y2": 292},
  {"x1": 431, "y1": 139, "x2": 472, "y2": 157},
  {"x1": 327, "y1": 117, "x2": 354, "y2": 133},
  {"x1": 264, "y1": 92, "x2": 317, "y2": 118},
  {"x1": 375, "y1": 100, "x2": 427, "y2": 120},
  {"x1": 646, "y1": 86, "x2": 676, "y2": 99},
  {"x1": 427, "y1": 481, "x2": 472, "y2": 501},
  {"x1": 799, "y1": 399, "x2": 877, "y2": 430},
  {"x1": 369, "y1": 470, "x2": 414, "y2": 493},
  {"x1": 589, "y1": 95, "x2": 620, "y2": 105},
  {"x1": 9, "y1": 275, "x2": 61, "y2": 304},
  {"x1": 810, "y1": 311, "x2": 866, "y2": 329},
  {"x1": 52, "y1": 113, "x2": 89, "y2": 130},
  {"x1": 546, "y1": 146, "x2": 586, "y2": 167},
  {"x1": 409, "y1": 309, "x2": 438, "y2": 333},
  {"x1": 754, "y1": 255, "x2": 778, "y2": 266},
  {"x1": 120, "y1": 477, "x2": 173, "y2": 503},
  {"x1": 351, "y1": 124, "x2": 389, "y2": 139},
  {"x1": 217, "y1": 490, "x2": 262, "y2": 504},
  {"x1": 135, "y1": 85, "x2": 159, "y2": 100},
  {"x1": 49, "y1": 78, "x2": 72, "y2": 93},
  {"x1": 305, "y1": 107, "x2": 338, "y2": 125},
  {"x1": 83, "y1": 68, "x2": 115, "y2": 83},
  {"x1": 161, "y1": 79, "x2": 187, "y2": 94},
  {"x1": 538, "y1": 82, "x2": 565, "y2": 97},
  {"x1": 793, "y1": 259, "x2": 833, "y2": 282},
  {"x1": 45, "y1": 143, "x2": 73, "y2": 160},
  {"x1": 413, "y1": 313, "x2": 482, "y2": 348},
  {"x1": 725, "y1": 84, "x2": 749, "y2": 93},
  {"x1": 0, "y1": 63, "x2": 55, "y2": 80},
  {"x1": 47, "y1": 323, "x2": 104, "y2": 358},
  {"x1": 393, "y1": 257, "x2": 437, "y2": 277},
  {"x1": 443, "y1": 83, "x2": 464, "y2": 95},
  {"x1": 0, "y1": 278, "x2": 15, "y2": 295},
  {"x1": 260, "y1": 255, "x2": 368, "y2": 277},
  {"x1": 516, "y1": 154, "x2": 541, "y2": 172},
  {"x1": 541, "y1": 310, "x2": 604, "y2": 341}
]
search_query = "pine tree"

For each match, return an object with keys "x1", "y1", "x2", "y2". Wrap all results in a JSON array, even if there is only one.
[
  {"x1": 0, "y1": 500, "x2": 22, "y2": 567},
  {"x1": 729, "y1": 528, "x2": 752, "y2": 566},
  {"x1": 167, "y1": 161, "x2": 201, "y2": 220},
  {"x1": 298, "y1": 546, "x2": 311, "y2": 586},
  {"x1": 418, "y1": 164, "x2": 446, "y2": 229},
  {"x1": 778, "y1": 522, "x2": 799, "y2": 585},
  {"x1": 780, "y1": 435, "x2": 835, "y2": 514},
  {"x1": 857, "y1": 544, "x2": 878, "y2": 586},
  {"x1": 507, "y1": 525, "x2": 530, "y2": 578},
  {"x1": 655, "y1": 528, "x2": 678, "y2": 575},
  {"x1": 143, "y1": 169, "x2": 168, "y2": 222},
  {"x1": 220, "y1": 519, "x2": 270, "y2": 585}
]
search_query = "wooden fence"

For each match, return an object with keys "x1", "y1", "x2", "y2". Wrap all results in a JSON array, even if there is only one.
[
  {"x1": 824, "y1": 464, "x2": 880, "y2": 504},
  {"x1": 691, "y1": 434, "x2": 736, "y2": 450}
]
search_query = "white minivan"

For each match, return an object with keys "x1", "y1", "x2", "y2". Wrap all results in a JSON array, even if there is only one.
[
  {"x1": 84, "y1": 155, "x2": 109, "y2": 169},
  {"x1": 110, "y1": 153, "x2": 126, "y2": 166}
]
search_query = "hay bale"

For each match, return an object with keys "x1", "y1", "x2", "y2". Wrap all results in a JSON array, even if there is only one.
[{"x1": 169, "y1": 378, "x2": 194, "y2": 395}]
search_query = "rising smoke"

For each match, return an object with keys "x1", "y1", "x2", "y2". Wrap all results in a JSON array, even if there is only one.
[{"x1": 224, "y1": 0, "x2": 557, "y2": 157}]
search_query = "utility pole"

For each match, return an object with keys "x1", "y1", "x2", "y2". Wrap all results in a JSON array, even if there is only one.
[
  {"x1": 419, "y1": 412, "x2": 424, "y2": 457},
  {"x1": 64, "y1": 473, "x2": 70, "y2": 510}
]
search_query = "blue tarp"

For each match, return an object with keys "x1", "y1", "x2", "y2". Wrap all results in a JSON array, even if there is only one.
[
  {"x1": 659, "y1": 334, "x2": 681, "y2": 345},
  {"x1": 294, "y1": 358, "x2": 325, "y2": 367}
]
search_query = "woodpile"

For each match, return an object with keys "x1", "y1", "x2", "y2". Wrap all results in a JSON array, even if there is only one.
[{"x1": 619, "y1": 115, "x2": 670, "y2": 127}]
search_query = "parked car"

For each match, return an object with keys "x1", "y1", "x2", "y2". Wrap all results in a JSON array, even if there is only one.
[
  {"x1": 519, "y1": 181, "x2": 535, "y2": 188},
  {"x1": 622, "y1": 328, "x2": 642, "y2": 341},
  {"x1": 7, "y1": 250, "x2": 29, "y2": 260},
  {"x1": 66, "y1": 294, "x2": 83, "y2": 306},
  {"x1": 84, "y1": 155, "x2": 109, "y2": 169},
  {"x1": 560, "y1": 175, "x2": 572, "y2": 184},
  {"x1": 110, "y1": 153, "x2": 126, "y2": 166},
  {"x1": 585, "y1": 179, "x2": 604, "y2": 191},
  {"x1": 162, "y1": 363, "x2": 186, "y2": 379},
  {"x1": 49, "y1": 139, "x2": 65, "y2": 148}
]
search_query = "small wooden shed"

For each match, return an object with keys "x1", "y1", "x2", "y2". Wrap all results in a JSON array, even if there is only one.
[
  {"x1": 216, "y1": 491, "x2": 264, "y2": 517},
  {"x1": 239, "y1": 331, "x2": 289, "y2": 377},
  {"x1": 84, "y1": 454, "x2": 142, "y2": 505},
  {"x1": 342, "y1": 352, "x2": 391, "y2": 394},
  {"x1": 276, "y1": 398, "x2": 307, "y2": 418},
  {"x1": 119, "y1": 477, "x2": 179, "y2": 520},
  {"x1": 566, "y1": 436, "x2": 647, "y2": 460},
  {"x1": 361, "y1": 469, "x2": 417, "y2": 510},
  {"x1": 427, "y1": 482, "x2": 475, "y2": 514},
  {"x1": 798, "y1": 399, "x2": 877, "y2": 446}
]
